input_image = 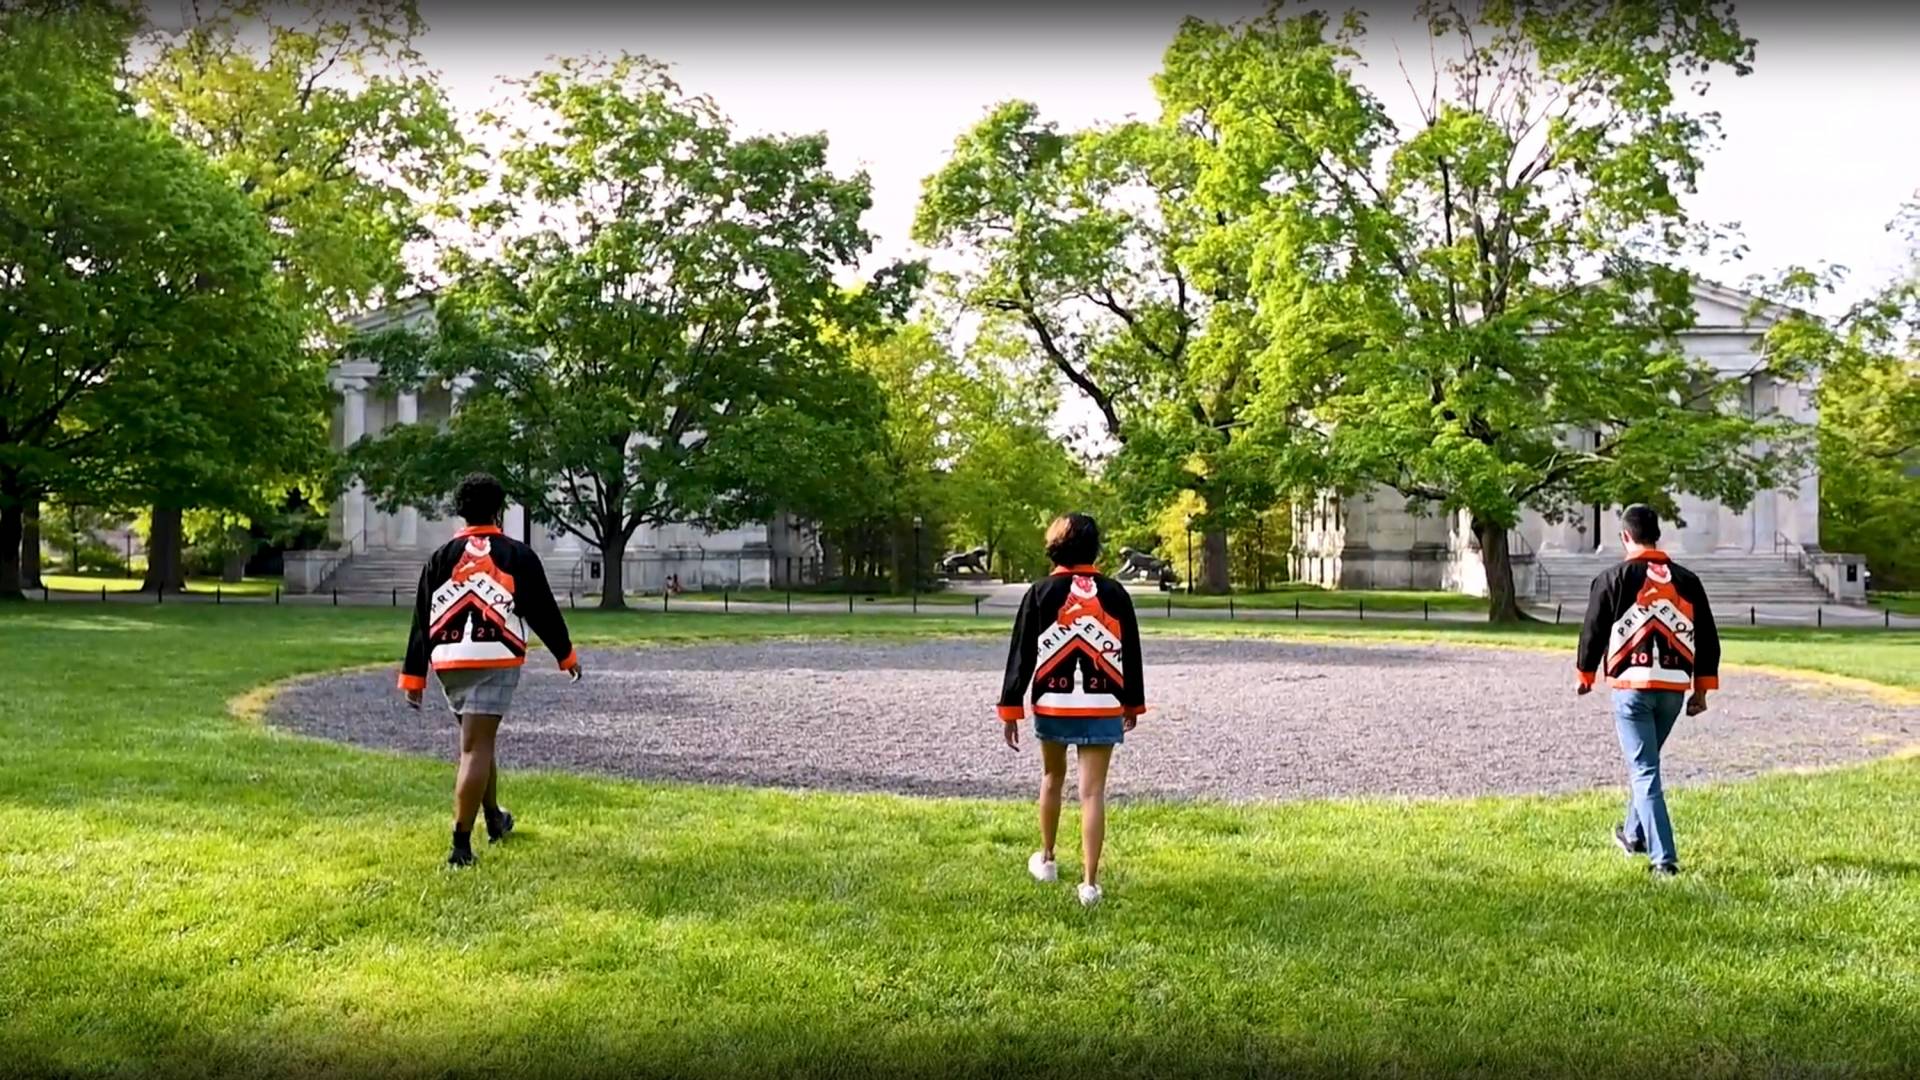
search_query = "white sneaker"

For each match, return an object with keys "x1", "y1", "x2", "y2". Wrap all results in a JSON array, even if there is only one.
[
  {"x1": 1078, "y1": 882, "x2": 1103, "y2": 907},
  {"x1": 1027, "y1": 851, "x2": 1058, "y2": 883}
]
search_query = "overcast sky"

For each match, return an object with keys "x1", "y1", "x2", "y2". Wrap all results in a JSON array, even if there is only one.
[{"x1": 414, "y1": 2, "x2": 1920, "y2": 309}]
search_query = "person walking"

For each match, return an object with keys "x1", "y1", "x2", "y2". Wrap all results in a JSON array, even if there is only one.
[
  {"x1": 1576, "y1": 504, "x2": 1721, "y2": 878},
  {"x1": 398, "y1": 472, "x2": 582, "y2": 867},
  {"x1": 998, "y1": 513, "x2": 1146, "y2": 907}
]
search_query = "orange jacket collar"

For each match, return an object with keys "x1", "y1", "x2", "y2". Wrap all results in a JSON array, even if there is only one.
[
  {"x1": 1051, "y1": 564, "x2": 1100, "y2": 575},
  {"x1": 1627, "y1": 549, "x2": 1670, "y2": 563},
  {"x1": 456, "y1": 525, "x2": 503, "y2": 539}
]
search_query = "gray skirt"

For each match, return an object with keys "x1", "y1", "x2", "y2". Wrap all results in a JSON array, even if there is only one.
[{"x1": 437, "y1": 665, "x2": 522, "y2": 718}]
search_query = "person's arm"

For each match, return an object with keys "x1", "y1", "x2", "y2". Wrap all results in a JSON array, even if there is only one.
[
  {"x1": 517, "y1": 551, "x2": 580, "y2": 678},
  {"x1": 998, "y1": 586, "x2": 1038, "y2": 742},
  {"x1": 398, "y1": 561, "x2": 432, "y2": 706},
  {"x1": 1575, "y1": 569, "x2": 1611, "y2": 693},
  {"x1": 1689, "y1": 576, "x2": 1720, "y2": 714},
  {"x1": 1110, "y1": 581, "x2": 1147, "y2": 729}
]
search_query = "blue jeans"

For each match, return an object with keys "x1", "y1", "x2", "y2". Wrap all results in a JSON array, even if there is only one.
[{"x1": 1614, "y1": 689, "x2": 1685, "y2": 868}]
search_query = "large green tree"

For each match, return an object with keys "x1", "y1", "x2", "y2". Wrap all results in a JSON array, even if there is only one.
[
  {"x1": 131, "y1": 0, "x2": 463, "y2": 590},
  {"x1": 349, "y1": 56, "x2": 915, "y2": 608},
  {"x1": 0, "y1": 6, "x2": 303, "y2": 599},
  {"x1": 1190, "y1": 1, "x2": 1807, "y2": 619},
  {"x1": 916, "y1": 103, "x2": 1289, "y2": 593}
]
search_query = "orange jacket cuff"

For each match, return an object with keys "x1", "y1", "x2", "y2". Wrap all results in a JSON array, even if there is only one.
[
  {"x1": 1576, "y1": 670, "x2": 1596, "y2": 689},
  {"x1": 397, "y1": 673, "x2": 427, "y2": 692},
  {"x1": 557, "y1": 649, "x2": 580, "y2": 671},
  {"x1": 996, "y1": 705, "x2": 1024, "y2": 722},
  {"x1": 1695, "y1": 676, "x2": 1718, "y2": 692}
]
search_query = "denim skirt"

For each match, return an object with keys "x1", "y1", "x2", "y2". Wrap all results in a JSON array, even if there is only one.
[
  {"x1": 1034, "y1": 714, "x2": 1125, "y2": 746},
  {"x1": 437, "y1": 665, "x2": 521, "y2": 718}
]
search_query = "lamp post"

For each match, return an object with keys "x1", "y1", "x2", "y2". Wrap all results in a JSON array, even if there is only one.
[
  {"x1": 1184, "y1": 515, "x2": 1194, "y2": 596},
  {"x1": 912, "y1": 516, "x2": 923, "y2": 600}
]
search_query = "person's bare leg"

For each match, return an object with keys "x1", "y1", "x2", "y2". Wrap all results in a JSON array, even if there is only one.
[
  {"x1": 452, "y1": 714, "x2": 501, "y2": 860},
  {"x1": 1076, "y1": 745, "x2": 1114, "y2": 887},
  {"x1": 1039, "y1": 740, "x2": 1068, "y2": 861}
]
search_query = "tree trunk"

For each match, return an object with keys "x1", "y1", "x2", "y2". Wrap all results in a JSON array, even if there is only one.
[
  {"x1": 1200, "y1": 528, "x2": 1231, "y2": 594},
  {"x1": 21, "y1": 509, "x2": 42, "y2": 590},
  {"x1": 0, "y1": 502, "x2": 24, "y2": 600},
  {"x1": 1473, "y1": 515, "x2": 1529, "y2": 624},
  {"x1": 141, "y1": 506, "x2": 188, "y2": 593},
  {"x1": 221, "y1": 524, "x2": 251, "y2": 583},
  {"x1": 595, "y1": 520, "x2": 635, "y2": 611}
]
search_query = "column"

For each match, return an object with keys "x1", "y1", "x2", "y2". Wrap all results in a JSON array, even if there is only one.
[
  {"x1": 335, "y1": 377, "x2": 369, "y2": 551},
  {"x1": 391, "y1": 391, "x2": 419, "y2": 548},
  {"x1": 1715, "y1": 500, "x2": 1750, "y2": 553},
  {"x1": 1596, "y1": 506, "x2": 1625, "y2": 554},
  {"x1": 504, "y1": 502, "x2": 526, "y2": 543}
]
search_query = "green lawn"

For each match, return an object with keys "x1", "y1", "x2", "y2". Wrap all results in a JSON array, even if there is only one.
[
  {"x1": 666, "y1": 586, "x2": 985, "y2": 607},
  {"x1": 1, "y1": 605, "x2": 1916, "y2": 1078},
  {"x1": 40, "y1": 573, "x2": 282, "y2": 597},
  {"x1": 1873, "y1": 591, "x2": 1920, "y2": 616}
]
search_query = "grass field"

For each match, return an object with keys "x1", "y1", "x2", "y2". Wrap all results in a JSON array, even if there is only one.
[
  {"x1": 39, "y1": 573, "x2": 282, "y2": 597},
  {"x1": 1874, "y1": 591, "x2": 1920, "y2": 616},
  {"x1": 0, "y1": 604, "x2": 1916, "y2": 1078}
]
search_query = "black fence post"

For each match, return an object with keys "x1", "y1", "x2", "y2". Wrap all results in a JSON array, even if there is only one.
[
  {"x1": 1887, "y1": 609, "x2": 1892, "y2": 628},
  {"x1": 156, "y1": 586, "x2": 163, "y2": 606},
  {"x1": 974, "y1": 596, "x2": 982, "y2": 617},
  {"x1": 274, "y1": 586, "x2": 281, "y2": 605},
  {"x1": 1817, "y1": 608, "x2": 1823, "y2": 628},
  {"x1": 332, "y1": 588, "x2": 338, "y2": 606},
  {"x1": 723, "y1": 589, "x2": 730, "y2": 614},
  {"x1": 786, "y1": 591, "x2": 792, "y2": 613},
  {"x1": 216, "y1": 586, "x2": 222, "y2": 606},
  {"x1": 663, "y1": 589, "x2": 670, "y2": 613},
  {"x1": 912, "y1": 592, "x2": 918, "y2": 614},
  {"x1": 1750, "y1": 606, "x2": 1755, "y2": 626},
  {"x1": 101, "y1": 585, "x2": 107, "y2": 603},
  {"x1": 1228, "y1": 595, "x2": 1235, "y2": 620},
  {"x1": 1553, "y1": 603, "x2": 1561, "y2": 625},
  {"x1": 1294, "y1": 598, "x2": 1301, "y2": 620},
  {"x1": 568, "y1": 590, "x2": 575, "y2": 609},
  {"x1": 1425, "y1": 600, "x2": 1432, "y2": 622},
  {"x1": 848, "y1": 592, "x2": 854, "y2": 614},
  {"x1": 1358, "y1": 598, "x2": 1364, "y2": 621},
  {"x1": 1166, "y1": 594, "x2": 1172, "y2": 618},
  {"x1": 391, "y1": 587, "x2": 397, "y2": 607}
]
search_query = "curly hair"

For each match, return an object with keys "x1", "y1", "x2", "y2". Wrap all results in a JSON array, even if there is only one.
[{"x1": 452, "y1": 472, "x2": 506, "y2": 527}]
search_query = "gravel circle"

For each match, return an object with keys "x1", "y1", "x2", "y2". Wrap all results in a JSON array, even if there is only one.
[{"x1": 266, "y1": 639, "x2": 1918, "y2": 801}]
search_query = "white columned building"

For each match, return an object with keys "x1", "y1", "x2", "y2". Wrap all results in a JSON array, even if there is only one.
[
  {"x1": 1290, "y1": 280, "x2": 1866, "y2": 605},
  {"x1": 288, "y1": 299, "x2": 816, "y2": 595}
]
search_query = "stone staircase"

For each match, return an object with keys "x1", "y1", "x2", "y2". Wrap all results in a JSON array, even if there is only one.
[
  {"x1": 1530, "y1": 553, "x2": 1835, "y2": 607},
  {"x1": 320, "y1": 551, "x2": 426, "y2": 597}
]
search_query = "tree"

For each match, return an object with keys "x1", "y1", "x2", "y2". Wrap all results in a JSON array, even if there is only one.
[
  {"x1": 349, "y1": 56, "x2": 915, "y2": 608},
  {"x1": 945, "y1": 323, "x2": 1085, "y2": 582},
  {"x1": 132, "y1": 0, "x2": 463, "y2": 590},
  {"x1": 0, "y1": 7, "x2": 300, "y2": 599},
  {"x1": 1185, "y1": 2, "x2": 1805, "y2": 620},
  {"x1": 916, "y1": 103, "x2": 1290, "y2": 593}
]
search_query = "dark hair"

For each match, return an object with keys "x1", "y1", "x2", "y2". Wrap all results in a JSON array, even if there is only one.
[
  {"x1": 1622, "y1": 504, "x2": 1661, "y2": 545},
  {"x1": 453, "y1": 472, "x2": 507, "y2": 526},
  {"x1": 1044, "y1": 513, "x2": 1101, "y2": 567}
]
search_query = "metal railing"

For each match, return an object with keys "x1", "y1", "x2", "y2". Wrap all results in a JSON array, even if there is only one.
[
  {"x1": 1508, "y1": 528, "x2": 1551, "y2": 600},
  {"x1": 1772, "y1": 529, "x2": 1836, "y2": 603}
]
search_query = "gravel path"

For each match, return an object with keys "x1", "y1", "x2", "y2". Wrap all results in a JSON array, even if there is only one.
[{"x1": 266, "y1": 639, "x2": 1918, "y2": 801}]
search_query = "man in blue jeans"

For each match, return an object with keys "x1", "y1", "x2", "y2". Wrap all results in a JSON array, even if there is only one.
[{"x1": 1575, "y1": 505, "x2": 1722, "y2": 878}]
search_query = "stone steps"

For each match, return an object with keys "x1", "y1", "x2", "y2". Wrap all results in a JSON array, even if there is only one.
[{"x1": 1531, "y1": 554, "x2": 1832, "y2": 605}]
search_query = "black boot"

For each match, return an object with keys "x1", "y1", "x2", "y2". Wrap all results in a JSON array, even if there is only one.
[
  {"x1": 485, "y1": 807, "x2": 514, "y2": 843},
  {"x1": 448, "y1": 828, "x2": 476, "y2": 867}
]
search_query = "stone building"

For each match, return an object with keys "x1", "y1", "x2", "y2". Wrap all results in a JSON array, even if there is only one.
[
  {"x1": 1290, "y1": 281, "x2": 1867, "y2": 606},
  {"x1": 286, "y1": 300, "x2": 820, "y2": 596}
]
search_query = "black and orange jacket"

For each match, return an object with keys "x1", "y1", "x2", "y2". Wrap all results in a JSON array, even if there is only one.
[
  {"x1": 397, "y1": 525, "x2": 578, "y2": 691},
  {"x1": 1576, "y1": 550, "x2": 1721, "y2": 693},
  {"x1": 998, "y1": 566, "x2": 1146, "y2": 722}
]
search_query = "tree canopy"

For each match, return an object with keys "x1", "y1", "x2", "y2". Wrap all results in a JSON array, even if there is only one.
[
  {"x1": 349, "y1": 55, "x2": 917, "y2": 607},
  {"x1": 0, "y1": 5, "x2": 307, "y2": 598}
]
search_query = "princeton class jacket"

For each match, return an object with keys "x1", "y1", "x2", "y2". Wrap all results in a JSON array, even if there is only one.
[
  {"x1": 998, "y1": 566, "x2": 1146, "y2": 722},
  {"x1": 397, "y1": 525, "x2": 578, "y2": 691},
  {"x1": 1576, "y1": 550, "x2": 1721, "y2": 693}
]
